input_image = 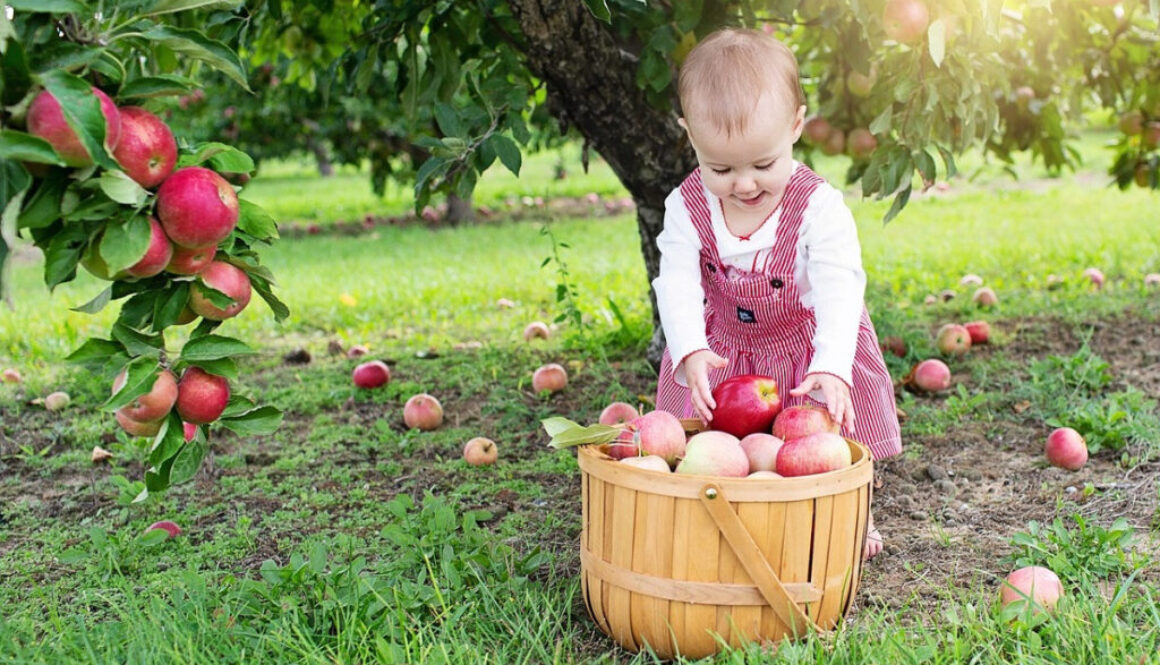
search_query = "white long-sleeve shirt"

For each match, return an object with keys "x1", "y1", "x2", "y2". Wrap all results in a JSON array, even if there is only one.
[{"x1": 652, "y1": 163, "x2": 868, "y2": 386}]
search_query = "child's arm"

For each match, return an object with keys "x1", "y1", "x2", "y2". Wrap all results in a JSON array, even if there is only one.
[
  {"x1": 683, "y1": 349, "x2": 728, "y2": 424},
  {"x1": 790, "y1": 373, "x2": 855, "y2": 432}
]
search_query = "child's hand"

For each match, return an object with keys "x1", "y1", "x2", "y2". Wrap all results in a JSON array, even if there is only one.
[
  {"x1": 789, "y1": 373, "x2": 855, "y2": 433},
  {"x1": 683, "y1": 350, "x2": 728, "y2": 423}
]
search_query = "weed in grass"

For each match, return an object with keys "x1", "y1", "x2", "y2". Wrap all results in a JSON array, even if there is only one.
[
  {"x1": 1027, "y1": 337, "x2": 1113, "y2": 396},
  {"x1": 1006, "y1": 514, "x2": 1142, "y2": 582}
]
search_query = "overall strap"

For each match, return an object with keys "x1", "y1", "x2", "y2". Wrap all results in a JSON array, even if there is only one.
[
  {"x1": 761, "y1": 165, "x2": 825, "y2": 274},
  {"x1": 678, "y1": 169, "x2": 722, "y2": 266}
]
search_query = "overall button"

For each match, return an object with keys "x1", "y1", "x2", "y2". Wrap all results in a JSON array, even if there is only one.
[
  {"x1": 770, "y1": 277, "x2": 784, "y2": 288},
  {"x1": 706, "y1": 263, "x2": 717, "y2": 273}
]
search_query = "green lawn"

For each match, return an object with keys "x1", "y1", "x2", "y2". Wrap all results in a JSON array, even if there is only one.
[{"x1": 1, "y1": 130, "x2": 1159, "y2": 664}]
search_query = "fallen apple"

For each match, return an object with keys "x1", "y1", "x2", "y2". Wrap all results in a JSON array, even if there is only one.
[
  {"x1": 972, "y1": 287, "x2": 999, "y2": 308},
  {"x1": 352, "y1": 361, "x2": 391, "y2": 389},
  {"x1": 532, "y1": 363, "x2": 568, "y2": 393},
  {"x1": 776, "y1": 432, "x2": 852, "y2": 477},
  {"x1": 463, "y1": 437, "x2": 498, "y2": 466},
  {"x1": 523, "y1": 321, "x2": 551, "y2": 341},
  {"x1": 403, "y1": 393, "x2": 443, "y2": 431},
  {"x1": 45, "y1": 391, "x2": 71, "y2": 412},
  {"x1": 907, "y1": 359, "x2": 952, "y2": 392},
  {"x1": 1082, "y1": 267, "x2": 1105, "y2": 289},
  {"x1": 710, "y1": 374, "x2": 782, "y2": 438},
  {"x1": 1000, "y1": 565, "x2": 1063, "y2": 613},
  {"x1": 2, "y1": 368, "x2": 21, "y2": 383},
  {"x1": 145, "y1": 520, "x2": 182, "y2": 539},
  {"x1": 963, "y1": 320, "x2": 991, "y2": 344},
  {"x1": 1045, "y1": 427, "x2": 1088, "y2": 471},
  {"x1": 936, "y1": 323, "x2": 972, "y2": 356}
]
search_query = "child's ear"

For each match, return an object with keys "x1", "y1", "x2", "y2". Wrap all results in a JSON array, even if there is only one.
[
  {"x1": 677, "y1": 117, "x2": 689, "y2": 132},
  {"x1": 790, "y1": 105, "x2": 806, "y2": 142}
]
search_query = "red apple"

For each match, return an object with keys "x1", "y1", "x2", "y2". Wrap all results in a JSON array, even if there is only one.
[
  {"x1": 352, "y1": 361, "x2": 390, "y2": 389},
  {"x1": 847, "y1": 128, "x2": 878, "y2": 159},
  {"x1": 631, "y1": 410, "x2": 687, "y2": 465},
  {"x1": 463, "y1": 437, "x2": 498, "y2": 465},
  {"x1": 346, "y1": 344, "x2": 370, "y2": 358},
  {"x1": 1045, "y1": 427, "x2": 1088, "y2": 471},
  {"x1": 802, "y1": 116, "x2": 833, "y2": 145},
  {"x1": 403, "y1": 393, "x2": 443, "y2": 431},
  {"x1": 189, "y1": 261, "x2": 252, "y2": 320},
  {"x1": 115, "y1": 408, "x2": 162, "y2": 437},
  {"x1": 883, "y1": 0, "x2": 930, "y2": 44},
  {"x1": 972, "y1": 286, "x2": 999, "y2": 307},
  {"x1": 1118, "y1": 110, "x2": 1144, "y2": 136},
  {"x1": 907, "y1": 359, "x2": 952, "y2": 392},
  {"x1": 532, "y1": 363, "x2": 568, "y2": 393},
  {"x1": 156, "y1": 167, "x2": 239, "y2": 249},
  {"x1": 145, "y1": 520, "x2": 182, "y2": 539},
  {"x1": 881, "y1": 336, "x2": 908, "y2": 358},
  {"x1": 776, "y1": 432, "x2": 852, "y2": 477},
  {"x1": 175, "y1": 367, "x2": 230, "y2": 424},
  {"x1": 112, "y1": 106, "x2": 177, "y2": 188},
  {"x1": 1000, "y1": 566, "x2": 1063, "y2": 613},
  {"x1": 936, "y1": 323, "x2": 972, "y2": 356},
  {"x1": 2, "y1": 368, "x2": 22, "y2": 383},
  {"x1": 166, "y1": 245, "x2": 216, "y2": 275},
  {"x1": 1144, "y1": 122, "x2": 1160, "y2": 150},
  {"x1": 710, "y1": 374, "x2": 782, "y2": 438},
  {"x1": 1082, "y1": 267, "x2": 1105, "y2": 289},
  {"x1": 124, "y1": 217, "x2": 174, "y2": 278},
  {"x1": 112, "y1": 368, "x2": 178, "y2": 422},
  {"x1": 605, "y1": 429, "x2": 642, "y2": 460},
  {"x1": 619, "y1": 455, "x2": 671, "y2": 473},
  {"x1": 739, "y1": 433, "x2": 785, "y2": 473},
  {"x1": 964, "y1": 320, "x2": 991, "y2": 344},
  {"x1": 675, "y1": 431, "x2": 749, "y2": 477},
  {"x1": 523, "y1": 321, "x2": 551, "y2": 341},
  {"x1": 772, "y1": 404, "x2": 839, "y2": 441},
  {"x1": 599, "y1": 401, "x2": 640, "y2": 426},
  {"x1": 821, "y1": 129, "x2": 846, "y2": 156},
  {"x1": 183, "y1": 421, "x2": 197, "y2": 442},
  {"x1": 26, "y1": 87, "x2": 121, "y2": 167}
]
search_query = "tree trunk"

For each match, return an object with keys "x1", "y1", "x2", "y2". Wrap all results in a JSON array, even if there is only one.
[
  {"x1": 308, "y1": 137, "x2": 334, "y2": 177},
  {"x1": 445, "y1": 193, "x2": 475, "y2": 225},
  {"x1": 506, "y1": 0, "x2": 698, "y2": 369}
]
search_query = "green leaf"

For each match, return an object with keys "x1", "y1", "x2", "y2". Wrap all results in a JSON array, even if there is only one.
[
  {"x1": 152, "y1": 282, "x2": 190, "y2": 331},
  {"x1": 542, "y1": 417, "x2": 583, "y2": 437},
  {"x1": 97, "y1": 170, "x2": 149, "y2": 206},
  {"x1": 180, "y1": 334, "x2": 253, "y2": 362},
  {"x1": 140, "y1": 25, "x2": 250, "y2": 91},
  {"x1": 169, "y1": 439, "x2": 208, "y2": 485},
  {"x1": 111, "y1": 321, "x2": 164, "y2": 359},
  {"x1": 0, "y1": 130, "x2": 66, "y2": 165},
  {"x1": 927, "y1": 20, "x2": 946, "y2": 68},
  {"x1": 43, "y1": 223, "x2": 87, "y2": 289},
  {"x1": 148, "y1": 413, "x2": 186, "y2": 466},
  {"x1": 236, "y1": 199, "x2": 278, "y2": 240},
  {"x1": 103, "y1": 356, "x2": 160, "y2": 411},
  {"x1": 883, "y1": 185, "x2": 912, "y2": 224},
  {"x1": 17, "y1": 172, "x2": 67, "y2": 229},
  {"x1": 145, "y1": 456, "x2": 175, "y2": 492},
  {"x1": 178, "y1": 142, "x2": 254, "y2": 172},
  {"x1": 66, "y1": 337, "x2": 124, "y2": 365},
  {"x1": 582, "y1": 0, "x2": 611, "y2": 22},
  {"x1": 141, "y1": 0, "x2": 243, "y2": 18},
  {"x1": 117, "y1": 74, "x2": 198, "y2": 99},
  {"x1": 218, "y1": 405, "x2": 283, "y2": 436},
  {"x1": 71, "y1": 286, "x2": 112, "y2": 314},
  {"x1": 7, "y1": 0, "x2": 84, "y2": 11},
  {"x1": 434, "y1": 103, "x2": 462, "y2": 137},
  {"x1": 249, "y1": 273, "x2": 289, "y2": 322},
  {"x1": 183, "y1": 356, "x2": 237, "y2": 380},
  {"x1": 491, "y1": 134, "x2": 521, "y2": 176},
  {"x1": 100, "y1": 215, "x2": 152, "y2": 273},
  {"x1": 546, "y1": 422, "x2": 622, "y2": 449},
  {"x1": 37, "y1": 70, "x2": 118, "y2": 169}
]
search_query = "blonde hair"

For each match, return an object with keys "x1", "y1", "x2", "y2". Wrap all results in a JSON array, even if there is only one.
[{"x1": 678, "y1": 28, "x2": 805, "y2": 136}]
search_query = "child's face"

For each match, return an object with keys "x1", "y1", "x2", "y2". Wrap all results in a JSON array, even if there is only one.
[{"x1": 682, "y1": 93, "x2": 805, "y2": 219}]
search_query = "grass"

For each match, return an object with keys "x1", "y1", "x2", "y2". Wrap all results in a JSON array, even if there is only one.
[{"x1": 2, "y1": 127, "x2": 1160, "y2": 663}]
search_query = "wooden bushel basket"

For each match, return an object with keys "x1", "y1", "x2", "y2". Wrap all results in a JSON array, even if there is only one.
[{"x1": 577, "y1": 420, "x2": 873, "y2": 660}]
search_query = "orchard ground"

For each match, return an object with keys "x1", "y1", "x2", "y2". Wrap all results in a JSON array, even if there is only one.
[{"x1": 2, "y1": 128, "x2": 1160, "y2": 663}]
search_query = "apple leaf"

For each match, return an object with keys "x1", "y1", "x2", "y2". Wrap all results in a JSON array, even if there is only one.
[
  {"x1": 100, "y1": 214, "x2": 152, "y2": 273},
  {"x1": 66, "y1": 337, "x2": 124, "y2": 365},
  {"x1": 6, "y1": 0, "x2": 84, "y2": 11},
  {"x1": 0, "y1": 130, "x2": 66, "y2": 165},
  {"x1": 169, "y1": 438, "x2": 209, "y2": 486},
  {"x1": 218, "y1": 405, "x2": 283, "y2": 436},
  {"x1": 103, "y1": 355, "x2": 160, "y2": 411},
  {"x1": 248, "y1": 272, "x2": 290, "y2": 322},
  {"x1": 111, "y1": 321, "x2": 165, "y2": 359},
  {"x1": 220, "y1": 393, "x2": 257, "y2": 418},
  {"x1": 152, "y1": 281, "x2": 190, "y2": 331},
  {"x1": 139, "y1": 25, "x2": 251, "y2": 91},
  {"x1": 182, "y1": 356, "x2": 237, "y2": 380},
  {"x1": 178, "y1": 142, "x2": 254, "y2": 173},
  {"x1": 42, "y1": 223, "x2": 87, "y2": 289},
  {"x1": 97, "y1": 171, "x2": 149, "y2": 206},
  {"x1": 237, "y1": 200, "x2": 278, "y2": 241},
  {"x1": 71, "y1": 285, "x2": 112, "y2": 314},
  {"x1": 141, "y1": 0, "x2": 243, "y2": 19},
  {"x1": 145, "y1": 455, "x2": 176, "y2": 492},
  {"x1": 928, "y1": 20, "x2": 946, "y2": 68},
  {"x1": 148, "y1": 413, "x2": 186, "y2": 466},
  {"x1": 118, "y1": 74, "x2": 198, "y2": 99},
  {"x1": 180, "y1": 334, "x2": 254, "y2": 362},
  {"x1": 17, "y1": 171, "x2": 67, "y2": 229},
  {"x1": 542, "y1": 418, "x2": 622, "y2": 449}
]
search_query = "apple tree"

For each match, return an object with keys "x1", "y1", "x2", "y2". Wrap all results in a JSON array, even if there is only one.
[
  {"x1": 0, "y1": 1, "x2": 288, "y2": 500},
  {"x1": 244, "y1": 0, "x2": 1158, "y2": 363}
]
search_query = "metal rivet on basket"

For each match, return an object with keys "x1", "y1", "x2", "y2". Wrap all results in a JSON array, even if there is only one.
[{"x1": 704, "y1": 487, "x2": 718, "y2": 500}]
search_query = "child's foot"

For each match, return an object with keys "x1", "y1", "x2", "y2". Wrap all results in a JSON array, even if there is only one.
[{"x1": 863, "y1": 515, "x2": 884, "y2": 560}]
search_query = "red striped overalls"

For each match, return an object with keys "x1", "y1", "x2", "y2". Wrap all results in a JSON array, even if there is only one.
[{"x1": 656, "y1": 166, "x2": 902, "y2": 460}]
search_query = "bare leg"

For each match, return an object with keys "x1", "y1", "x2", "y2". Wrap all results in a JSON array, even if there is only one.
[{"x1": 863, "y1": 509, "x2": 883, "y2": 560}]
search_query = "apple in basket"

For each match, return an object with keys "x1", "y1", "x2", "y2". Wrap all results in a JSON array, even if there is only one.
[
  {"x1": 772, "y1": 404, "x2": 840, "y2": 441},
  {"x1": 776, "y1": 432, "x2": 852, "y2": 477},
  {"x1": 709, "y1": 374, "x2": 782, "y2": 438},
  {"x1": 675, "y1": 431, "x2": 749, "y2": 477},
  {"x1": 605, "y1": 410, "x2": 686, "y2": 465},
  {"x1": 619, "y1": 455, "x2": 671, "y2": 473}
]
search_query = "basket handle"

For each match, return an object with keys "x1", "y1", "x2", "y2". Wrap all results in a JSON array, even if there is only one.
[{"x1": 698, "y1": 482, "x2": 821, "y2": 637}]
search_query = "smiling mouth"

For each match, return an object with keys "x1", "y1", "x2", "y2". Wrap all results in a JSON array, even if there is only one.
[{"x1": 737, "y1": 193, "x2": 765, "y2": 206}]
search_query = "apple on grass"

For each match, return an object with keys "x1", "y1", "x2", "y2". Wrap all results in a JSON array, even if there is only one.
[
  {"x1": 772, "y1": 404, "x2": 839, "y2": 441},
  {"x1": 972, "y1": 287, "x2": 999, "y2": 307},
  {"x1": 2, "y1": 368, "x2": 21, "y2": 383},
  {"x1": 27, "y1": 87, "x2": 121, "y2": 167},
  {"x1": 709, "y1": 374, "x2": 782, "y2": 438},
  {"x1": 675, "y1": 431, "x2": 749, "y2": 477},
  {"x1": 1000, "y1": 566, "x2": 1063, "y2": 613},
  {"x1": 523, "y1": 322, "x2": 551, "y2": 341},
  {"x1": 156, "y1": 167, "x2": 240, "y2": 249},
  {"x1": 175, "y1": 367, "x2": 230, "y2": 424},
  {"x1": 532, "y1": 363, "x2": 568, "y2": 393},
  {"x1": 463, "y1": 437, "x2": 498, "y2": 465},
  {"x1": 189, "y1": 261, "x2": 252, "y2": 320},
  {"x1": 776, "y1": 432, "x2": 852, "y2": 477},
  {"x1": 906, "y1": 359, "x2": 951, "y2": 392},
  {"x1": 404, "y1": 393, "x2": 443, "y2": 431},
  {"x1": 112, "y1": 106, "x2": 177, "y2": 188},
  {"x1": 145, "y1": 520, "x2": 182, "y2": 539},
  {"x1": 964, "y1": 321, "x2": 990, "y2": 344},
  {"x1": 599, "y1": 401, "x2": 639, "y2": 426},
  {"x1": 112, "y1": 368, "x2": 178, "y2": 422},
  {"x1": 352, "y1": 361, "x2": 390, "y2": 389},
  {"x1": 45, "y1": 391, "x2": 71, "y2": 411},
  {"x1": 936, "y1": 323, "x2": 972, "y2": 356},
  {"x1": 1045, "y1": 427, "x2": 1088, "y2": 471}
]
